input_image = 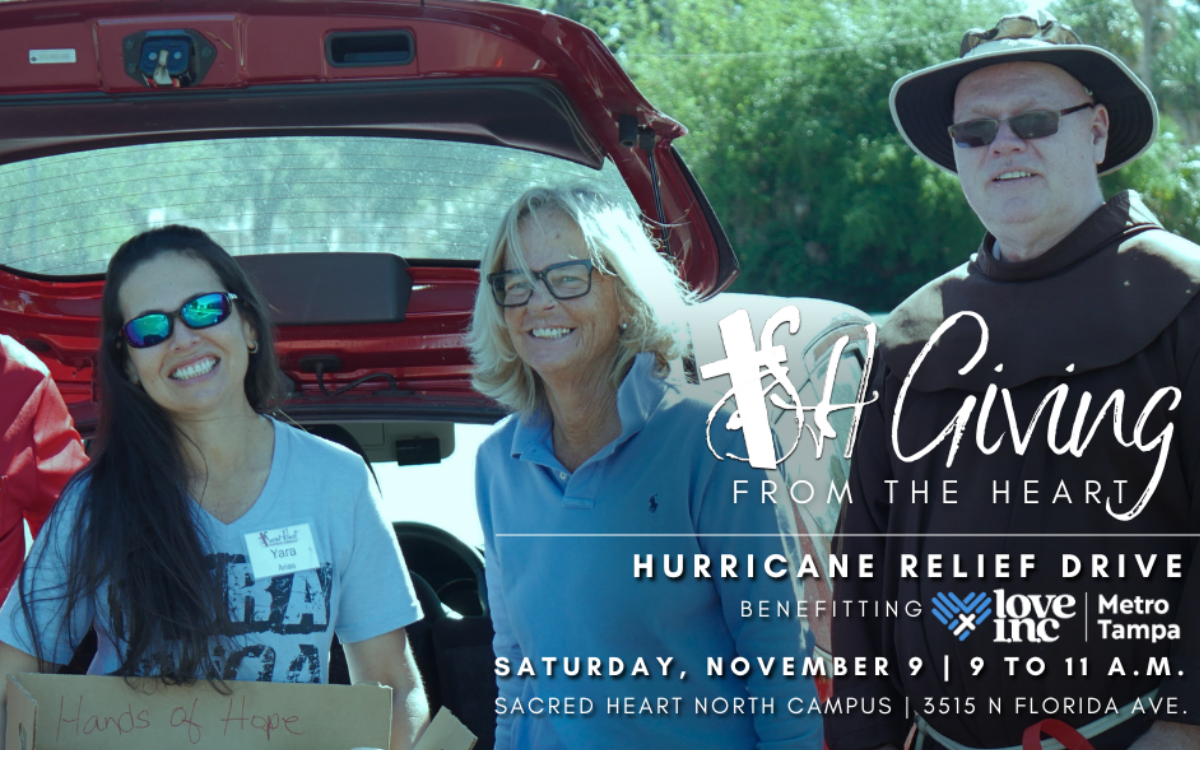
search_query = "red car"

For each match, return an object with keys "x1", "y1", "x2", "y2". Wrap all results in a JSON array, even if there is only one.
[{"x1": 0, "y1": 0, "x2": 868, "y2": 746}]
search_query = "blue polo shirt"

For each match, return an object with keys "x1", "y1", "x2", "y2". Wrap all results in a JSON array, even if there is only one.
[{"x1": 476, "y1": 353, "x2": 822, "y2": 749}]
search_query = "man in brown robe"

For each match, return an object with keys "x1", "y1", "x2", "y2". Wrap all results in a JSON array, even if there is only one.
[{"x1": 825, "y1": 11, "x2": 1200, "y2": 749}]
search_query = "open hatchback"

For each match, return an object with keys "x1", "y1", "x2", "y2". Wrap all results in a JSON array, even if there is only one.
[
  {"x1": 0, "y1": 0, "x2": 744, "y2": 747},
  {"x1": 0, "y1": 0, "x2": 739, "y2": 427}
]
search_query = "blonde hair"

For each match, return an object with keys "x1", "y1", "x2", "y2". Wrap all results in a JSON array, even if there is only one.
[{"x1": 467, "y1": 184, "x2": 696, "y2": 416}]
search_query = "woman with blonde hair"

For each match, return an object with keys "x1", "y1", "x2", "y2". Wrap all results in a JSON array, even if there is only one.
[{"x1": 470, "y1": 184, "x2": 821, "y2": 749}]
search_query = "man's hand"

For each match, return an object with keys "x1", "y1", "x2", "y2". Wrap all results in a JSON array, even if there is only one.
[{"x1": 1129, "y1": 720, "x2": 1200, "y2": 749}]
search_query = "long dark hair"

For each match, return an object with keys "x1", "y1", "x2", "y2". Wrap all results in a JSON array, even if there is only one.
[{"x1": 19, "y1": 225, "x2": 282, "y2": 684}]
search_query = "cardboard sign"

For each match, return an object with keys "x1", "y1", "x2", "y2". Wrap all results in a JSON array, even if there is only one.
[
  {"x1": 5, "y1": 673, "x2": 392, "y2": 750},
  {"x1": 413, "y1": 707, "x2": 477, "y2": 750}
]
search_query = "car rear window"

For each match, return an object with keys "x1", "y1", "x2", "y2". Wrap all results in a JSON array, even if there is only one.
[{"x1": 0, "y1": 136, "x2": 634, "y2": 276}]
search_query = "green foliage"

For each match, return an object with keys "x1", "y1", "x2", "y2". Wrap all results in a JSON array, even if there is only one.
[
  {"x1": 1108, "y1": 116, "x2": 1200, "y2": 242},
  {"x1": 1055, "y1": 0, "x2": 1200, "y2": 128},
  {"x1": 512, "y1": 0, "x2": 1200, "y2": 311},
  {"x1": 1052, "y1": 0, "x2": 1141, "y2": 63},
  {"x1": 1053, "y1": 0, "x2": 1200, "y2": 242}
]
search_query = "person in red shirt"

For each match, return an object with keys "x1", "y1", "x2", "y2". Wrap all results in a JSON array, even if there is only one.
[{"x1": 0, "y1": 335, "x2": 88, "y2": 597}]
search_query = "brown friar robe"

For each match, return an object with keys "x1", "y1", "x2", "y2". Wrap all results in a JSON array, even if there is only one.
[{"x1": 825, "y1": 191, "x2": 1200, "y2": 749}]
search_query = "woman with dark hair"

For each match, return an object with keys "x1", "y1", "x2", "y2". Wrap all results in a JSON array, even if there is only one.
[{"x1": 0, "y1": 226, "x2": 429, "y2": 747}]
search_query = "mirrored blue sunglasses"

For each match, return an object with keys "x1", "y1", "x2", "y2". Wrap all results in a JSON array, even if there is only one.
[{"x1": 121, "y1": 292, "x2": 239, "y2": 349}]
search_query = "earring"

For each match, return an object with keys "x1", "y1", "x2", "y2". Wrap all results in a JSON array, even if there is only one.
[
  {"x1": 247, "y1": 342, "x2": 259, "y2": 354},
  {"x1": 620, "y1": 321, "x2": 629, "y2": 332}
]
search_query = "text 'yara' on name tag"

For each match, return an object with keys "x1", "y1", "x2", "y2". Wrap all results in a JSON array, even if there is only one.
[{"x1": 243, "y1": 524, "x2": 320, "y2": 580}]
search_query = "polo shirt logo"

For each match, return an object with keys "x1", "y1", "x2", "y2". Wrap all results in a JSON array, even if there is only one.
[{"x1": 649, "y1": 494, "x2": 659, "y2": 513}]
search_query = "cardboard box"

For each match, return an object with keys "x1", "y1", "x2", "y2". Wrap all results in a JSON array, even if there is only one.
[
  {"x1": 415, "y1": 708, "x2": 477, "y2": 750},
  {"x1": 5, "y1": 673, "x2": 392, "y2": 749}
]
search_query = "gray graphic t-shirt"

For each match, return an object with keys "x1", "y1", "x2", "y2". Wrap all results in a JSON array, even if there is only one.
[{"x1": 0, "y1": 418, "x2": 421, "y2": 683}]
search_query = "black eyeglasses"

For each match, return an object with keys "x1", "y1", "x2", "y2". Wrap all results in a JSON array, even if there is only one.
[
  {"x1": 948, "y1": 103, "x2": 1094, "y2": 148},
  {"x1": 121, "y1": 292, "x2": 239, "y2": 348},
  {"x1": 487, "y1": 260, "x2": 594, "y2": 307}
]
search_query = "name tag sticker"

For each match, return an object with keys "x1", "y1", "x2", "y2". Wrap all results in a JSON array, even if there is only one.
[
  {"x1": 244, "y1": 524, "x2": 319, "y2": 580},
  {"x1": 29, "y1": 49, "x2": 76, "y2": 64}
]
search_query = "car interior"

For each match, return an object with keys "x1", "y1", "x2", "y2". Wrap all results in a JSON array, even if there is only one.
[{"x1": 302, "y1": 423, "x2": 497, "y2": 749}]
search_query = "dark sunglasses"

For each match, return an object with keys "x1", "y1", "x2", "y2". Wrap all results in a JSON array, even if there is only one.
[
  {"x1": 487, "y1": 260, "x2": 594, "y2": 307},
  {"x1": 121, "y1": 291, "x2": 239, "y2": 348},
  {"x1": 948, "y1": 102, "x2": 1094, "y2": 148}
]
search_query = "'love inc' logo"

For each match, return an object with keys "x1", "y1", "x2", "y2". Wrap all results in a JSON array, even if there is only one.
[{"x1": 930, "y1": 592, "x2": 992, "y2": 641}]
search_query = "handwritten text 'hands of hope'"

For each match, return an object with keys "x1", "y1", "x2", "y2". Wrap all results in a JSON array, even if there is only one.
[{"x1": 698, "y1": 308, "x2": 1179, "y2": 522}]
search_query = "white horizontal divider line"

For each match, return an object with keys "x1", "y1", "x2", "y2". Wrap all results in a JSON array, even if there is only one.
[{"x1": 495, "y1": 533, "x2": 1200, "y2": 538}]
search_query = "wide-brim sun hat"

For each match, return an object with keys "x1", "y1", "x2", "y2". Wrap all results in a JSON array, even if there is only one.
[{"x1": 890, "y1": 10, "x2": 1158, "y2": 177}]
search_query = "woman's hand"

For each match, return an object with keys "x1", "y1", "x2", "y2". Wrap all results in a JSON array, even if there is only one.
[
  {"x1": 0, "y1": 642, "x2": 47, "y2": 749},
  {"x1": 343, "y1": 628, "x2": 430, "y2": 749}
]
